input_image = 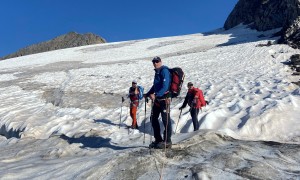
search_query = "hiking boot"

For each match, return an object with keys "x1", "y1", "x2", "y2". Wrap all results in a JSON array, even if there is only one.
[
  {"x1": 149, "y1": 141, "x2": 161, "y2": 148},
  {"x1": 155, "y1": 141, "x2": 172, "y2": 149},
  {"x1": 131, "y1": 124, "x2": 139, "y2": 129}
]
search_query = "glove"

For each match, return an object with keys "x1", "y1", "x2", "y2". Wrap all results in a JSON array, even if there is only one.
[{"x1": 149, "y1": 94, "x2": 155, "y2": 101}]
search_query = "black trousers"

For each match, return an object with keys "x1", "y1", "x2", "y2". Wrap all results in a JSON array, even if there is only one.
[
  {"x1": 151, "y1": 99, "x2": 172, "y2": 143},
  {"x1": 190, "y1": 108, "x2": 200, "y2": 131}
]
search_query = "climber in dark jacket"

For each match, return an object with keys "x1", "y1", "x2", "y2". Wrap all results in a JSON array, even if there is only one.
[{"x1": 145, "y1": 56, "x2": 172, "y2": 149}]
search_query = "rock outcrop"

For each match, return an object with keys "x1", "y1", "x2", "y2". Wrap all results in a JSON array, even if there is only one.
[
  {"x1": 279, "y1": 17, "x2": 300, "y2": 48},
  {"x1": 284, "y1": 54, "x2": 300, "y2": 85},
  {"x1": 224, "y1": 0, "x2": 300, "y2": 48},
  {"x1": 224, "y1": 0, "x2": 300, "y2": 31},
  {"x1": 1, "y1": 32, "x2": 106, "y2": 60}
]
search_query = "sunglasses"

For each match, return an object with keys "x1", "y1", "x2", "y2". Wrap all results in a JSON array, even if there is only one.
[{"x1": 152, "y1": 60, "x2": 160, "y2": 64}]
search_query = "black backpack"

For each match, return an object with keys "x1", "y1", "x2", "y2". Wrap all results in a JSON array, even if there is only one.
[{"x1": 169, "y1": 67, "x2": 185, "y2": 98}]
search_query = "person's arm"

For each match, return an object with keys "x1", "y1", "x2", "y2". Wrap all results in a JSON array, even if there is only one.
[
  {"x1": 145, "y1": 85, "x2": 154, "y2": 97},
  {"x1": 123, "y1": 88, "x2": 131, "y2": 103},
  {"x1": 127, "y1": 88, "x2": 131, "y2": 98},
  {"x1": 179, "y1": 94, "x2": 189, "y2": 109},
  {"x1": 155, "y1": 68, "x2": 171, "y2": 97}
]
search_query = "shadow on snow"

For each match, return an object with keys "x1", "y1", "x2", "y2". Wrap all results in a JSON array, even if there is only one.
[
  {"x1": 202, "y1": 26, "x2": 280, "y2": 47},
  {"x1": 93, "y1": 118, "x2": 118, "y2": 126},
  {"x1": 60, "y1": 135, "x2": 139, "y2": 150}
]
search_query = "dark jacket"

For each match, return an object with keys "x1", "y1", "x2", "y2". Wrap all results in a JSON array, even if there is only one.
[
  {"x1": 128, "y1": 87, "x2": 139, "y2": 107},
  {"x1": 147, "y1": 65, "x2": 171, "y2": 98}
]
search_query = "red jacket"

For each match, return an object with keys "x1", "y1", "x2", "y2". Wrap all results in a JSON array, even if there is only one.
[{"x1": 182, "y1": 87, "x2": 206, "y2": 109}]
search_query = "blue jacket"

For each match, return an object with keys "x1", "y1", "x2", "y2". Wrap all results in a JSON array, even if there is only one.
[{"x1": 147, "y1": 65, "x2": 171, "y2": 98}]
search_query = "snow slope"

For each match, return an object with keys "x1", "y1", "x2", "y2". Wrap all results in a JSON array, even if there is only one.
[{"x1": 0, "y1": 26, "x2": 299, "y2": 179}]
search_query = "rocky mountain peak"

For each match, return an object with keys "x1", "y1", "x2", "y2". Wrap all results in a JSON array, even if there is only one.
[
  {"x1": 224, "y1": 0, "x2": 300, "y2": 31},
  {"x1": 1, "y1": 32, "x2": 106, "y2": 60}
]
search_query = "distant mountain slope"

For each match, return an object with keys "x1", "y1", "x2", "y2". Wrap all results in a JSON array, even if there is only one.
[
  {"x1": 1, "y1": 32, "x2": 106, "y2": 60},
  {"x1": 224, "y1": 0, "x2": 300, "y2": 48}
]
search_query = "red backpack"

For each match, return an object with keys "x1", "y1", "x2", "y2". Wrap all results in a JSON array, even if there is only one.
[
  {"x1": 188, "y1": 87, "x2": 207, "y2": 108},
  {"x1": 169, "y1": 67, "x2": 185, "y2": 98},
  {"x1": 195, "y1": 88, "x2": 206, "y2": 108}
]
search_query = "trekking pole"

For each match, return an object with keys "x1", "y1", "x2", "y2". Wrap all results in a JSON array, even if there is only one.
[
  {"x1": 119, "y1": 97, "x2": 125, "y2": 129},
  {"x1": 143, "y1": 97, "x2": 148, "y2": 144},
  {"x1": 159, "y1": 99, "x2": 171, "y2": 180},
  {"x1": 149, "y1": 100, "x2": 154, "y2": 155},
  {"x1": 174, "y1": 109, "x2": 182, "y2": 134}
]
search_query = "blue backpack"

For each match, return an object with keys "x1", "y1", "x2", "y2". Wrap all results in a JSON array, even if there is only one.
[{"x1": 137, "y1": 86, "x2": 144, "y2": 100}]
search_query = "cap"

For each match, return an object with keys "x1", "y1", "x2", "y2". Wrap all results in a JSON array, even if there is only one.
[
  {"x1": 187, "y1": 82, "x2": 193, "y2": 86},
  {"x1": 152, "y1": 56, "x2": 161, "y2": 62},
  {"x1": 132, "y1": 80, "x2": 137, "y2": 84}
]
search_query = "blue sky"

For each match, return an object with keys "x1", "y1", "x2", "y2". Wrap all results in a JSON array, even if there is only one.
[{"x1": 0, "y1": 0, "x2": 238, "y2": 57}]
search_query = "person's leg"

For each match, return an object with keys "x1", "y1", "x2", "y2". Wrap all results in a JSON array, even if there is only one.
[
  {"x1": 190, "y1": 108, "x2": 200, "y2": 131},
  {"x1": 130, "y1": 106, "x2": 134, "y2": 125},
  {"x1": 160, "y1": 100, "x2": 172, "y2": 143},
  {"x1": 195, "y1": 108, "x2": 200, "y2": 130},
  {"x1": 151, "y1": 103, "x2": 163, "y2": 143},
  {"x1": 131, "y1": 106, "x2": 137, "y2": 128}
]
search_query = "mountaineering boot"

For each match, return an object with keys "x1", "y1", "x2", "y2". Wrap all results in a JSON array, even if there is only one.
[
  {"x1": 156, "y1": 141, "x2": 172, "y2": 149},
  {"x1": 149, "y1": 141, "x2": 161, "y2": 148},
  {"x1": 131, "y1": 124, "x2": 139, "y2": 129},
  {"x1": 149, "y1": 141, "x2": 172, "y2": 149}
]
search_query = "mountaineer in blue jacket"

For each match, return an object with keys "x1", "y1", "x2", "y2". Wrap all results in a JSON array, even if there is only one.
[{"x1": 145, "y1": 56, "x2": 172, "y2": 149}]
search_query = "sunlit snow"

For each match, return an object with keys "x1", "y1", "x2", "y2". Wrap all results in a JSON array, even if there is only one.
[{"x1": 0, "y1": 26, "x2": 299, "y2": 179}]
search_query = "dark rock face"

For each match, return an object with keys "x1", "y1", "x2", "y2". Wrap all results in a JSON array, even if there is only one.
[
  {"x1": 224, "y1": 0, "x2": 300, "y2": 31},
  {"x1": 1, "y1": 32, "x2": 106, "y2": 60},
  {"x1": 224, "y1": 0, "x2": 300, "y2": 49},
  {"x1": 279, "y1": 17, "x2": 300, "y2": 48},
  {"x1": 290, "y1": 54, "x2": 300, "y2": 69},
  {"x1": 284, "y1": 54, "x2": 300, "y2": 85}
]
